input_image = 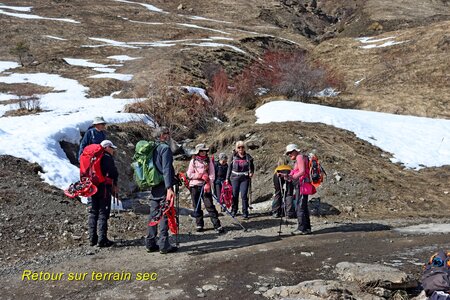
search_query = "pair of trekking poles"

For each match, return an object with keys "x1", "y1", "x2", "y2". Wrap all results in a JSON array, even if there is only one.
[
  {"x1": 191, "y1": 183, "x2": 248, "y2": 232},
  {"x1": 277, "y1": 176, "x2": 290, "y2": 236}
]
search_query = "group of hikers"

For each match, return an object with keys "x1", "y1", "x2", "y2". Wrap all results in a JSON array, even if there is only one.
[{"x1": 75, "y1": 117, "x2": 317, "y2": 254}]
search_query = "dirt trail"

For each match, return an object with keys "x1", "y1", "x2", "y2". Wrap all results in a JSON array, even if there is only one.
[{"x1": 2, "y1": 212, "x2": 449, "y2": 299}]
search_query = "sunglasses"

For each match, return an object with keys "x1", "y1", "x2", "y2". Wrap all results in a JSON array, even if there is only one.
[
  {"x1": 286, "y1": 151, "x2": 294, "y2": 155},
  {"x1": 237, "y1": 146, "x2": 245, "y2": 149}
]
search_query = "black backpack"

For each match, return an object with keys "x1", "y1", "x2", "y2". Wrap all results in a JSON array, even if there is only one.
[{"x1": 422, "y1": 250, "x2": 450, "y2": 296}]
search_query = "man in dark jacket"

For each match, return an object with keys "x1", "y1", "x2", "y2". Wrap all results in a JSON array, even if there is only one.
[
  {"x1": 145, "y1": 126, "x2": 178, "y2": 254},
  {"x1": 88, "y1": 140, "x2": 119, "y2": 247},
  {"x1": 78, "y1": 116, "x2": 107, "y2": 161}
]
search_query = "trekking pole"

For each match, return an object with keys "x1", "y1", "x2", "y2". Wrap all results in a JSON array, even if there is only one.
[
  {"x1": 248, "y1": 179, "x2": 254, "y2": 210},
  {"x1": 212, "y1": 194, "x2": 247, "y2": 231},
  {"x1": 174, "y1": 183, "x2": 180, "y2": 247},
  {"x1": 115, "y1": 192, "x2": 121, "y2": 217},
  {"x1": 281, "y1": 179, "x2": 289, "y2": 227},
  {"x1": 277, "y1": 176, "x2": 284, "y2": 236}
]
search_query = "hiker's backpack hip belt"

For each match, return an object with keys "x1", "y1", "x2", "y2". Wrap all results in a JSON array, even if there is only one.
[{"x1": 232, "y1": 171, "x2": 249, "y2": 176}]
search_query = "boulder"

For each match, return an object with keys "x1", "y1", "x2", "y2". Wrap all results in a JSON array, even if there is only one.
[{"x1": 335, "y1": 262, "x2": 418, "y2": 289}]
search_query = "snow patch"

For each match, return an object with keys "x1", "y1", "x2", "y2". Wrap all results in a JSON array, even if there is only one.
[
  {"x1": 64, "y1": 58, "x2": 108, "y2": 68},
  {"x1": 108, "y1": 55, "x2": 141, "y2": 62},
  {"x1": 0, "y1": 4, "x2": 32, "y2": 12},
  {"x1": 89, "y1": 73, "x2": 133, "y2": 81},
  {"x1": 0, "y1": 72, "x2": 146, "y2": 188},
  {"x1": 44, "y1": 35, "x2": 67, "y2": 41},
  {"x1": 0, "y1": 8, "x2": 79, "y2": 23},
  {"x1": 112, "y1": 0, "x2": 166, "y2": 13},
  {"x1": 183, "y1": 86, "x2": 209, "y2": 101},
  {"x1": 255, "y1": 101, "x2": 450, "y2": 169},
  {"x1": 0, "y1": 61, "x2": 20, "y2": 73},
  {"x1": 183, "y1": 42, "x2": 246, "y2": 54},
  {"x1": 176, "y1": 23, "x2": 230, "y2": 35},
  {"x1": 394, "y1": 224, "x2": 450, "y2": 235}
]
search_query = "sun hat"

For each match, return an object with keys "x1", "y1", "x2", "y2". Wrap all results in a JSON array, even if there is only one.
[
  {"x1": 194, "y1": 143, "x2": 209, "y2": 154},
  {"x1": 101, "y1": 140, "x2": 117, "y2": 149},
  {"x1": 285, "y1": 143, "x2": 300, "y2": 155},
  {"x1": 92, "y1": 116, "x2": 107, "y2": 125}
]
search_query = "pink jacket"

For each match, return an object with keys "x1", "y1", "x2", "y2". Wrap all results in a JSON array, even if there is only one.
[
  {"x1": 290, "y1": 154, "x2": 307, "y2": 181},
  {"x1": 187, "y1": 156, "x2": 215, "y2": 187}
]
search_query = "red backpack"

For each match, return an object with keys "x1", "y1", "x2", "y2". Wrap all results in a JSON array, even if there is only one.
[{"x1": 79, "y1": 144, "x2": 105, "y2": 186}]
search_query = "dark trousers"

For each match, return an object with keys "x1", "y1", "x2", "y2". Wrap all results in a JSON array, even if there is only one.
[
  {"x1": 272, "y1": 174, "x2": 295, "y2": 217},
  {"x1": 230, "y1": 176, "x2": 250, "y2": 216},
  {"x1": 88, "y1": 184, "x2": 111, "y2": 242},
  {"x1": 214, "y1": 180, "x2": 224, "y2": 202},
  {"x1": 146, "y1": 183, "x2": 171, "y2": 251},
  {"x1": 190, "y1": 185, "x2": 221, "y2": 228},
  {"x1": 295, "y1": 188, "x2": 311, "y2": 232}
]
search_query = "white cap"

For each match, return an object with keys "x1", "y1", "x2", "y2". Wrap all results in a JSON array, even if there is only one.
[
  {"x1": 285, "y1": 144, "x2": 299, "y2": 155},
  {"x1": 101, "y1": 140, "x2": 117, "y2": 149}
]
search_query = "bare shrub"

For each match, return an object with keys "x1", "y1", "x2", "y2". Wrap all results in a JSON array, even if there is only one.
[
  {"x1": 260, "y1": 50, "x2": 345, "y2": 102},
  {"x1": 10, "y1": 42, "x2": 31, "y2": 67},
  {"x1": 126, "y1": 77, "x2": 225, "y2": 140},
  {"x1": 18, "y1": 95, "x2": 41, "y2": 111}
]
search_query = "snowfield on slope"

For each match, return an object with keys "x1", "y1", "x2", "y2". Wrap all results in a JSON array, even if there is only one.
[{"x1": 256, "y1": 100, "x2": 450, "y2": 169}]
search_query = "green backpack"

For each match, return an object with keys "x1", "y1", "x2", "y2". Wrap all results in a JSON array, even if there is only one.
[{"x1": 132, "y1": 140, "x2": 164, "y2": 189}]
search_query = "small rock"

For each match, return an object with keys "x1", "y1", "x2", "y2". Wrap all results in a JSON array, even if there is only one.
[
  {"x1": 253, "y1": 291, "x2": 261, "y2": 295},
  {"x1": 444, "y1": 191, "x2": 449, "y2": 195},
  {"x1": 197, "y1": 293, "x2": 206, "y2": 298},
  {"x1": 177, "y1": 4, "x2": 184, "y2": 10},
  {"x1": 335, "y1": 175, "x2": 342, "y2": 181},
  {"x1": 246, "y1": 285, "x2": 252, "y2": 289},
  {"x1": 419, "y1": 197, "x2": 425, "y2": 201},
  {"x1": 202, "y1": 284, "x2": 218, "y2": 291},
  {"x1": 19, "y1": 229, "x2": 26, "y2": 234},
  {"x1": 258, "y1": 286, "x2": 268, "y2": 292},
  {"x1": 72, "y1": 235, "x2": 82, "y2": 240}
]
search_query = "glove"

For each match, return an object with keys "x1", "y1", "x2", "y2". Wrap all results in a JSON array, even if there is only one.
[
  {"x1": 204, "y1": 182, "x2": 211, "y2": 193},
  {"x1": 201, "y1": 173, "x2": 210, "y2": 182}
]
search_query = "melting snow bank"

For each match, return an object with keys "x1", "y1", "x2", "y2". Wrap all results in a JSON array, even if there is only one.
[
  {"x1": 0, "y1": 72, "x2": 148, "y2": 189},
  {"x1": 394, "y1": 224, "x2": 450, "y2": 235},
  {"x1": 0, "y1": 61, "x2": 20, "y2": 73},
  {"x1": 255, "y1": 101, "x2": 450, "y2": 169}
]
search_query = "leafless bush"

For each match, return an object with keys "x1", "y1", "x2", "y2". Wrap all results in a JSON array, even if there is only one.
[
  {"x1": 126, "y1": 77, "x2": 225, "y2": 140},
  {"x1": 10, "y1": 42, "x2": 31, "y2": 67},
  {"x1": 18, "y1": 95, "x2": 41, "y2": 111},
  {"x1": 261, "y1": 50, "x2": 342, "y2": 102}
]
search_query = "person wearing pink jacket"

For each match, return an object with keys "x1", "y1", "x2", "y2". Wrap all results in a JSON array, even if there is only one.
[
  {"x1": 286, "y1": 143, "x2": 312, "y2": 235},
  {"x1": 187, "y1": 144, "x2": 224, "y2": 233}
]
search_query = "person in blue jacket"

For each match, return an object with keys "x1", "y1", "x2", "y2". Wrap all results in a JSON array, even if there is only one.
[{"x1": 78, "y1": 116, "x2": 107, "y2": 161}]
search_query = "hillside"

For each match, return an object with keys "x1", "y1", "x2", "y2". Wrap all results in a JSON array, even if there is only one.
[{"x1": 0, "y1": 0, "x2": 449, "y2": 299}]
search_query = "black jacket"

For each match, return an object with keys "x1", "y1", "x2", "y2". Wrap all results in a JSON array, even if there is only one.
[{"x1": 100, "y1": 152, "x2": 118, "y2": 185}]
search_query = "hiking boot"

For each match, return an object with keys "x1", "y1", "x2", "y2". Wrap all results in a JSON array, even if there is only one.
[
  {"x1": 291, "y1": 229, "x2": 311, "y2": 236},
  {"x1": 160, "y1": 246, "x2": 178, "y2": 254},
  {"x1": 230, "y1": 211, "x2": 237, "y2": 217},
  {"x1": 272, "y1": 212, "x2": 281, "y2": 218},
  {"x1": 215, "y1": 227, "x2": 225, "y2": 234},
  {"x1": 146, "y1": 245, "x2": 159, "y2": 253},
  {"x1": 97, "y1": 239, "x2": 114, "y2": 248},
  {"x1": 89, "y1": 236, "x2": 98, "y2": 247},
  {"x1": 242, "y1": 214, "x2": 249, "y2": 220},
  {"x1": 196, "y1": 226, "x2": 204, "y2": 232}
]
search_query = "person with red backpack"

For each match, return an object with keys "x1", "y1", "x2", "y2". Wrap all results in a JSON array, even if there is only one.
[
  {"x1": 88, "y1": 140, "x2": 119, "y2": 247},
  {"x1": 187, "y1": 144, "x2": 224, "y2": 233},
  {"x1": 225, "y1": 141, "x2": 255, "y2": 220},
  {"x1": 285, "y1": 143, "x2": 312, "y2": 235}
]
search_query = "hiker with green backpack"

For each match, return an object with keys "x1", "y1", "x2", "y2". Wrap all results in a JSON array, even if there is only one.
[{"x1": 132, "y1": 127, "x2": 178, "y2": 254}]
